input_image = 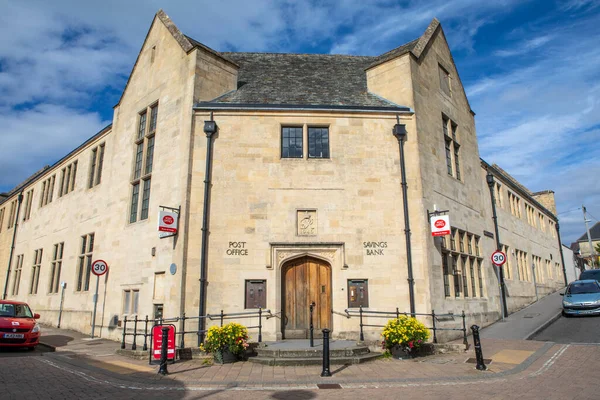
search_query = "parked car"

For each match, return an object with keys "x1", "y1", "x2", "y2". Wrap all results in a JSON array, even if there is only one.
[
  {"x1": 561, "y1": 280, "x2": 600, "y2": 317},
  {"x1": 0, "y1": 300, "x2": 41, "y2": 349},
  {"x1": 579, "y1": 269, "x2": 600, "y2": 282}
]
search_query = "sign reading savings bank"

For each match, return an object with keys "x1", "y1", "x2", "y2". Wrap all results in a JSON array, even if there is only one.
[
  {"x1": 158, "y1": 210, "x2": 178, "y2": 237},
  {"x1": 430, "y1": 215, "x2": 451, "y2": 236}
]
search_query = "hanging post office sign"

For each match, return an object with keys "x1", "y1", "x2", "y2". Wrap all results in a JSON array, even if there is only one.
[
  {"x1": 430, "y1": 214, "x2": 451, "y2": 236},
  {"x1": 158, "y1": 210, "x2": 178, "y2": 238}
]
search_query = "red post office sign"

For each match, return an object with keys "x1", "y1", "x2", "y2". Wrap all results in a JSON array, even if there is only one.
[
  {"x1": 158, "y1": 210, "x2": 178, "y2": 235},
  {"x1": 152, "y1": 325, "x2": 176, "y2": 360},
  {"x1": 431, "y1": 215, "x2": 451, "y2": 236}
]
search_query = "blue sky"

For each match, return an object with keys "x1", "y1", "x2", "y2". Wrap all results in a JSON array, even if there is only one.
[{"x1": 0, "y1": 0, "x2": 599, "y2": 244}]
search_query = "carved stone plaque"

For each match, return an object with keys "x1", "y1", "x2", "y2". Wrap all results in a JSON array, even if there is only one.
[{"x1": 297, "y1": 210, "x2": 317, "y2": 236}]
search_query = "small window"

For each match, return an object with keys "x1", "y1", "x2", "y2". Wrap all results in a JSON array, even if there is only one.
[
  {"x1": 347, "y1": 279, "x2": 369, "y2": 308},
  {"x1": 308, "y1": 127, "x2": 329, "y2": 158},
  {"x1": 123, "y1": 289, "x2": 139, "y2": 315},
  {"x1": 281, "y1": 127, "x2": 303, "y2": 158},
  {"x1": 76, "y1": 233, "x2": 94, "y2": 292},
  {"x1": 30, "y1": 249, "x2": 43, "y2": 295},
  {"x1": 245, "y1": 280, "x2": 266, "y2": 309},
  {"x1": 439, "y1": 64, "x2": 451, "y2": 96},
  {"x1": 89, "y1": 143, "x2": 105, "y2": 188}
]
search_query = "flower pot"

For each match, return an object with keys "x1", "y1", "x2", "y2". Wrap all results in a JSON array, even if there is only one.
[
  {"x1": 213, "y1": 348, "x2": 238, "y2": 364},
  {"x1": 391, "y1": 345, "x2": 413, "y2": 360}
]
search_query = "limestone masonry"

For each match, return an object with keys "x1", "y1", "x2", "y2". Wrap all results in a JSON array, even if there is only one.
[{"x1": 0, "y1": 10, "x2": 565, "y2": 345}]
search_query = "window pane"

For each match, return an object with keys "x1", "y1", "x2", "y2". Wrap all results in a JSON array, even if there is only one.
[
  {"x1": 71, "y1": 161, "x2": 77, "y2": 191},
  {"x1": 149, "y1": 106, "x2": 158, "y2": 133},
  {"x1": 281, "y1": 127, "x2": 303, "y2": 158},
  {"x1": 81, "y1": 236, "x2": 87, "y2": 255},
  {"x1": 138, "y1": 112, "x2": 147, "y2": 140},
  {"x1": 96, "y1": 145, "x2": 105, "y2": 185},
  {"x1": 124, "y1": 291, "x2": 131, "y2": 314},
  {"x1": 130, "y1": 183, "x2": 140, "y2": 223},
  {"x1": 134, "y1": 143, "x2": 143, "y2": 180},
  {"x1": 145, "y1": 136, "x2": 155, "y2": 175},
  {"x1": 55, "y1": 261, "x2": 62, "y2": 293},
  {"x1": 88, "y1": 233, "x2": 94, "y2": 253},
  {"x1": 133, "y1": 290, "x2": 139, "y2": 314},
  {"x1": 445, "y1": 140, "x2": 453, "y2": 175},
  {"x1": 89, "y1": 148, "x2": 97, "y2": 188},
  {"x1": 454, "y1": 146, "x2": 461, "y2": 180},
  {"x1": 84, "y1": 255, "x2": 92, "y2": 291},
  {"x1": 141, "y1": 179, "x2": 151, "y2": 220},
  {"x1": 308, "y1": 127, "x2": 329, "y2": 158},
  {"x1": 77, "y1": 257, "x2": 84, "y2": 291}
]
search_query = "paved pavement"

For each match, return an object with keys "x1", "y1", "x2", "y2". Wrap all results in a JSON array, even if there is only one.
[
  {"x1": 480, "y1": 289, "x2": 564, "y2": 340},
  {"x1": 3, "y1": 304, "x2": 599, "y2": 399},
  {"x1": 1, "y1": 341, "x2": 599, "y2": 399},
  {"x1": 531, "y1": 314, "x2": 600, "y2": 343}
]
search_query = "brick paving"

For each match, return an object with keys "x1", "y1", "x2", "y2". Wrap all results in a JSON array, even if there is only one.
[
  {"x1": 1, "y1": 343, "x2": 599, "y2": 399},
  {"x1": 3, "y1": 323, "x2": 594, "y2": 398}
]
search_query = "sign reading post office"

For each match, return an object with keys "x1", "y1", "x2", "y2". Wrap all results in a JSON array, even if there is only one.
[
  {"x1": 158, "y1": 210, "x2": 179, "y2": 238},
  {"x1": 430, "y1": 215, "x2": 451, "y2": 236}
]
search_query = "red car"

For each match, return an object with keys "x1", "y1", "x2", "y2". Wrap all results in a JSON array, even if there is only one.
[{"x1": 0, "y1": 300, "x2": 41, "y2": 349}]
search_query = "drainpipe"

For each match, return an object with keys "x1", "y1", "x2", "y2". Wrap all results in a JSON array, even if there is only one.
[
  {"x1": 486, "y1": 171, "x2": 508, "y2": 320},
  {"x1": 556, "y1": 222, "x2": 568, "y2": 286},
  {"x1": 198, "y1": 114, "x2": 217, "y2": 346},
  {"x1": 392, "y1": 118, "x2": 415, "y2": 316},
  {"x1": 3, "y1": 192, "x2": 24, "y2": 300}
]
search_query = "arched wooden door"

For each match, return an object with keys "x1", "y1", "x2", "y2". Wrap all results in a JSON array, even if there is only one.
[{"x1": 282, "y1": 256, "x2": 332, "y2": 339}]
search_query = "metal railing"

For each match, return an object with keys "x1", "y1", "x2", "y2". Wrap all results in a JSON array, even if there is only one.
[
  {"x1": 120, "y1": 308, "x2": 273, "y2": 351},
  {"x1": 338, "y1": 306, "x2": 469, "y2": 347}
]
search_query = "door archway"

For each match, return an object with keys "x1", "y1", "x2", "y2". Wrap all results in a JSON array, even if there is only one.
[{"x1": 282, "y1": 256, "x2": 332, "y2": 339}]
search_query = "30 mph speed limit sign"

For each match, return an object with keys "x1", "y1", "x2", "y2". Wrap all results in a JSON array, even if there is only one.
[
  {"x1": 91, "y1": 260, "x2": 109, "y2": 276},
  {"x1": 491, "y1": 251, "x2": 507, "y2": 266}
]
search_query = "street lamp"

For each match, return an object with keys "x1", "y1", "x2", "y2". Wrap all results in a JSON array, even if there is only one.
[
  {"x1": 486, "y1": 171, "x2": 508, "y2": 320},
  {"x1": 393, "y1": 120, "x2": 415, "y2": 316}
]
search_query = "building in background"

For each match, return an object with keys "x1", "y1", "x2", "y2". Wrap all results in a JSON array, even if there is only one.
[{"x1": 0, "y1": 10, "x2": 565, "y2": 344}]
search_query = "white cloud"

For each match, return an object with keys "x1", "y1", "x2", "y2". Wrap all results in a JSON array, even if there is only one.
[
  {"x1": 470, "y1": 15, "x2": 600, "y2": 244},
  {"x1": 0, "y1": 105, "x2": 107, "y2": 189},
  {"x1": 493, "y1": 35, "x2": 554, "y2": 57}
]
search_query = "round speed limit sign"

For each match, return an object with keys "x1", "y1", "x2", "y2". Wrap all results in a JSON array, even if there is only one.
[
  {"x1": 91, "y1": 259, "x2": 109, "y2": 276},
  {"x1": 491, "y1": 251, "x2": 507, "y2": 266}
]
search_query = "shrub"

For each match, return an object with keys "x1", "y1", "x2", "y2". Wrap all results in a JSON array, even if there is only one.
[
  {"x1": 381, "y1": 315, "x2": 429, "y2": 351},
  {"x1": 201, "y1": 322, "x2": 250, "y2": 355}
]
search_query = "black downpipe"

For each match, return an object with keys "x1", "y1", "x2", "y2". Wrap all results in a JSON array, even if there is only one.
[
  {"x1": 198, "y1": 114, "x2": 217, "y2": 346},
  {"x1": 2, "y1": 192, "x2": 24, "y2": 300},
  {"x1": 556, "y1": 222, "x2": 568, "y2": 287},
  {"x1": 393, "y1": 119, "x2": 415, "y2": 316},
  {"x1": 486, "y1": 172, "x2": 508, "y2": 319}
]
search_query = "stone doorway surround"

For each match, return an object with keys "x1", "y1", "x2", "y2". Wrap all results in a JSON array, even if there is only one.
[{"x1": 267, "y1": 242, "x2": 347, "y2": 340}]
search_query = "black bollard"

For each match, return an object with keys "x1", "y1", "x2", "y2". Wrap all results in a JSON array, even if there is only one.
[
  {"x1": 121, "y1": 316, "x2": 127, "y2": 349},
  {"x1": 158, "y1": 326, "x2": 169, "y2": 375},
  {"x1": 320, "y1": 328, "x2": 332, "y2": 377},
  {"x1": 471, "y1": 325, "x2": 486, "y2": 371},
  {"x1": 309, "y1": 302, "x2": 315, "y2": 348}
]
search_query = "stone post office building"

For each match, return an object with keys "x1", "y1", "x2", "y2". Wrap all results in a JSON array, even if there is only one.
[{"x1": 0, "y1": 11, "x2": 566, "y2": 343}]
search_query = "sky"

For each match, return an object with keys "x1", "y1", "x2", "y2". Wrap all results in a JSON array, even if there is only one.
[{"x1": 0, "y1": 0, "x2": 599, "y2": 245}]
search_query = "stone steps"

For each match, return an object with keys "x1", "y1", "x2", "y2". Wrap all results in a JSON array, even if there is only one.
[{"x1": 248, "y1": 341, "x2": 381, "y2": 366}]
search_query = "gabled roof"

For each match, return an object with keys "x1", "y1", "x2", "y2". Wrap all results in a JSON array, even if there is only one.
[
  {"x1": 114, "y1": 10, "x2": 237, "y2": 108},
  {"x1": 202, "y1": 52, "x2": 406, "y2": 109},
  {"x1": 577, "y1": 222, "x2": 600, "y2": 242}
]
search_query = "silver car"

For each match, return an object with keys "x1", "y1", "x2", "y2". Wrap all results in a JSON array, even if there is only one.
[{"x1": 561, "y1": 280, "x2": 600, "y2": 317}]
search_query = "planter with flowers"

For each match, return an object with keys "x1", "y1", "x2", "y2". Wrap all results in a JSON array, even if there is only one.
[
  {"x1": 200, "y1": 322, "x2": 250, "y2": 364},
  {"x1": 381, "y1": 315, "x2": 429, "y2": 360}
]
